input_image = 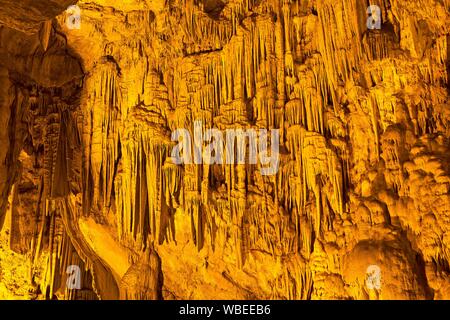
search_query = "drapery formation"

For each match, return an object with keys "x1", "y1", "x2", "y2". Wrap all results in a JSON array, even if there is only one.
[{"x1": 0, "y1": 0, "x2": 449, "y2": 300}]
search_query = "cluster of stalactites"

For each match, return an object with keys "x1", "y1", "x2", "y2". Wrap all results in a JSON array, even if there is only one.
[
  {"x1": 23, "y1": 90, "x2": 80, "y2": 202},
  {"x1": 82, "y1": 61, "x2": 122, "y2": 214},
  {"x1": 32, "y1": 200, "x2": 96, "y2": 300},
  {"x1": 269, "y1": 257, "x2": 313, "y2": 299},
  {"x1": 114, "y1": 70, "x2": 179, "y2": 250},
  {"x1": 161, "y1": 0, "x2": 356, "y2": 267},
  {"x1": 182, "y1": 0, "x2": 233, "y2": 54},
  {"x1": 171, "y1": 13, "x2": 279, "y2": 124},
  {"x1": 115, "y1": 133, "x2": 175, "y2": 249},
  {"x1": 284, "y1": 126, "x2": 345, "y2": 236},
  {"x1": 316, "y1": 0, "x2": 364, "y2": 103}
]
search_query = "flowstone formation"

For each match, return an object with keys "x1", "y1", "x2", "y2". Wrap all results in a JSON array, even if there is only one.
[{"x1": 0, "y1": 0, "x2": 449, "y2": 300}]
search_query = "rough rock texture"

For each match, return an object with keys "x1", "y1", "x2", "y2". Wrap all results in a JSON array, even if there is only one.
[
  {"x1": 0, "y1": 0, "x2": 449, "y2": 300},
  {"x1": 0, "y1": 0, "x2": 77, "y2": 34}
]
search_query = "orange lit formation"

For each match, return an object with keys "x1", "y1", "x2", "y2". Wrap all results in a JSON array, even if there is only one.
[{"x1": 0, "y1": 0, "x2": 449, "y2": 300}]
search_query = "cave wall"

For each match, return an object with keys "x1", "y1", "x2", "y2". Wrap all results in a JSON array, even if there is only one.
[{"x1": 0, "y1": 0, "x2": 449, "y2": 300}]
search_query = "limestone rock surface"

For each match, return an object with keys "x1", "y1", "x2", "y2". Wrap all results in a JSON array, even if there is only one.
[{"x1": 0, "y1": 0, "x2": 449, "y2": 300}]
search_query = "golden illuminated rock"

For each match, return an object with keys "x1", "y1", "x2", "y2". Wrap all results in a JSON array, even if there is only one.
[{"x1": 0, "y1": 0, "x2": 449, "y2": 300}]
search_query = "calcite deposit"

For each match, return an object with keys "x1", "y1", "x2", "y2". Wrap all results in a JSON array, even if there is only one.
[{"x1": 0, "y1": 0, "x2": 449, "y2": 300}]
